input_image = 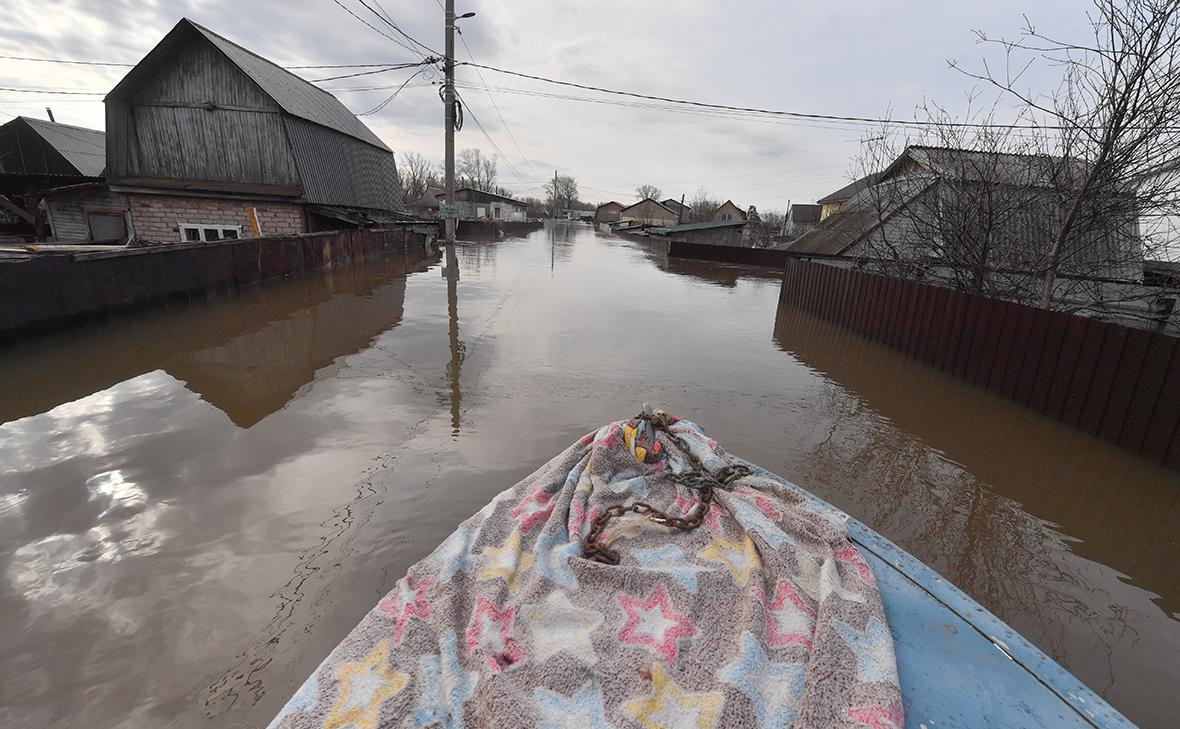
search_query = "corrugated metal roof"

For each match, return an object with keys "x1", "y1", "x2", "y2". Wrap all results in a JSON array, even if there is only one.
[
  {"x1": 659, "y1": 220, "x2": 748, "y2": 233},
  {"x1": 283, "y1": 117, "x2": 403, "y2": 210},
  {"x1": 787, "y1": 177, "x2": 933, "y2": 255},
  {"x1": 188, "y1": 21, "x2": 390, "y2": 151},
  {"x1": 817, "y1": 173, "x2": 880, "y2": 204},
  {"x1": 17, "y1": 117, "x2": 106, "y2": 177},
  {"x1": 885, "y1": 145, "x2": 1087, "y2": 189}
]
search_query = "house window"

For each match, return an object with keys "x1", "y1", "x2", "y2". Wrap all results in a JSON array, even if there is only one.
[
  {"x1": 720, "y1": 212, "x2": 734, "y2": 222},
  {"x1": 85, "y1": 210, "x2": 127, "y2": 242},
  {"x1": 493, "y1": 205, "x2": 502, "y2": 219},
  {"x1": 179, "y1": 223, "x2": 242, "y2": 242}
]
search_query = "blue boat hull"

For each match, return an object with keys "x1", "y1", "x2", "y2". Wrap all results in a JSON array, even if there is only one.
[{"x1": 745, "y1": 463, "x2": 1135, "y2": 728}]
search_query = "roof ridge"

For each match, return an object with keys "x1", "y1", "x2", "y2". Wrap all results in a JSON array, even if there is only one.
[
  {"x1": 18, "y1": 116, "x2": 105, "y2": 135},
  {"x1": 182, "y1": 18, "x2": 338, "y2": 98}
]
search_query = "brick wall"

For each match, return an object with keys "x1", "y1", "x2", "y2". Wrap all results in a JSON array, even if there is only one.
[{"x1": 128, "y1": 194, "x2": 305, "y2": 244}]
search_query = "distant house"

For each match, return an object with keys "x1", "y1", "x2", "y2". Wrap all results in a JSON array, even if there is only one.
[
  {"x1": 787, "y1": 145, "x2": 1141, "y2": 281},
  {"x1": 595, "y1": 200, "x2": 624, "y2": 224},
  {"x1": 650, "y1": 219, "x2": 748, "y2": 247},
  {"x1": 709, "y1": 200, "x2": 747, "y2": 222},
  {"x1": 784, "y1": 203, "x2": 822, "y2": 240},
  {"x1": 447, "y1": 187, "x2": 527, "y2": 221},
  {"x1": 411, "y1": 187, "x2": 444, "y2": 219},
  {"x1": 43, "y1": 18, "x2": 409, "y2": 245},
  {"x1": 817, "y1": 173, "x2": 879, "y2": 220},
  {"x1": 660, "y1": 198, "x2": 690, "y2": 221},
  {"x1": 618, "y1": 198, "x2": 679, "y2": 226},
  {"x1": 0, "y1": 116, "x2": 106, "y2": 242}
]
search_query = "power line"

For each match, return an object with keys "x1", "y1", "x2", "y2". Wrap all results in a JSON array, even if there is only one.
[
  {"x1": 456, "y1": 27, "x2": 542, "y2": 180},
  {"x1": 357, "y1": 66, "x2": 431, "y2": 115},
  {"x1": 0, "y1": 87, "x2": 103, "y2": 96},
  {"x1": 353, "y1": 0, "x2": 442, "y2": 58},
  {"x1": 456, "y1": 61, "x2": 1084, "y2": 132},
  {"x1": 331, "y1": 0, "x2": 429, "y2": 58},
  {"x1": 0, "y1": 54, "x2": 133, "y2": 67},
  {"x1": 310, "y1": 61, "x2": 434, "y2": 83},
  {"x1": 0, "y1": 52, "x2": 419, "y2": 71},
  {"x1": 453, "y1": 88, "x2": 529, "y2": 187}
]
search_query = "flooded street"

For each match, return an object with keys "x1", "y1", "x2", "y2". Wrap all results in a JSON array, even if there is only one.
[{"x1": 0, "y1": 226, "x2": 1177, "y2": 728}]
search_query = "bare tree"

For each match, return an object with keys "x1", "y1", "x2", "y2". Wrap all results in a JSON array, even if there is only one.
[
  {"x1": 957, "y1": 0, "x2": 1180, "y2": 307},
  {"x1": 748, "y1": 208, "x2": 787, "y2": 248},
  {"x1": 456, "y1": 148, "x2": 497, "y2": 191},
  {"x1": 635, "y1": 184, "x2": 662, "y2": 201},
  {"x1": 545, "y1": 175, "x2": 579, "y2": 215},
  {"x1": 687, "y1": 187, "x2": 722, "y2": 223},
  {"x1": 398, "y1": 151, "x2": 441, "y2": 204}
]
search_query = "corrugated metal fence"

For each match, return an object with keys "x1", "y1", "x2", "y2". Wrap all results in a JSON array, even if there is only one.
[{"x1": 779, "y1": 259, "x2": 1180, "y2": 470}]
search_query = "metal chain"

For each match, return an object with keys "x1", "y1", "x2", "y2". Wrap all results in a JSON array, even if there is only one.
[{"x1": 580, "y1": 410, "x2": 751, "y2": 565}]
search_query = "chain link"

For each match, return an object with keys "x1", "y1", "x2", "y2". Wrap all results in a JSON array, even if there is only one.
[{"x1": 580, "y1": 411, "x2": 751, "y2": 565}]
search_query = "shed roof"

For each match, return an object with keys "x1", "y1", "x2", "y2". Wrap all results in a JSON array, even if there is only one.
[
  {"x1": 787, "y1": 176, "x2": 934, "y2": 255},
  {"x1": 881, "y1": 145, "x2": 1087, "y2": 188},
  {"x1": 454, "y1": 187, "x2": 527, "y2": 205},
  {"x1": 620, "y1": 198, "x2": 676, "y2": 215},
  {"x1": 2, "y1": 116, "x2": 106, "y2": 177},
  {"x1": 108, "y1": 18, "x2": 389, "y2": 152},
  {"x1": 817, "y1": 173, "x2": 880, "y2": 205},
  {"x1": 654, "y1": 220, "x2": 748, "y2": 234},
  {"x1": 596, "y1": 200, "x2": 623, "y2": 211}
]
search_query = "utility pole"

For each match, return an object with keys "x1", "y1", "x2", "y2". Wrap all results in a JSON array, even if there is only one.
[
  {"x1": 677, "y1": 193, "x2": 685, "y2": 225},
  {"x1": 553, "y1": 169, "x2": 558, "y2": 219},
  {"x1": 444, "y1": 0, "x2": 457, "y2": 246}
]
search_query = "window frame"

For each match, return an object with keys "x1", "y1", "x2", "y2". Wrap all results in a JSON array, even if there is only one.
[
  {"x1": 178, "y1": 223, "x2": 243, "y2": 243},
  {"x1": 83, "y1": 209, "x2": 127, "y2": 243}
]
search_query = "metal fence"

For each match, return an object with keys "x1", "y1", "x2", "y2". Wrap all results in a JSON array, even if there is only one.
[{"x1": 779, "y1": 259, "x2": 1180, "y2": 470}]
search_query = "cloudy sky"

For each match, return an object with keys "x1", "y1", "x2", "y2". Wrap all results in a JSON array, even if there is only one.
[{"x1": 1, "y1": 0, "x2": 1096, "y2": 211}]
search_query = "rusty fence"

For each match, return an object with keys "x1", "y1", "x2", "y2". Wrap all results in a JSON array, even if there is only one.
[{"x1": 779, "y1": 259, "x2": 1180, "y2": 470}]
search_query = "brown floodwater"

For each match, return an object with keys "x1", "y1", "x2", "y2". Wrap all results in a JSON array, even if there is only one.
[{"x1": 0, "y1": 226, "x2": 1176, "y2": 728}]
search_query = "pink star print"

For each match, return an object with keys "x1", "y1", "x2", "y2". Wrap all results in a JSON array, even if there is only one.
[
  {"x1": 569, "y1": 500, "x2": 600, "y2": 537},
  {"x1": 673, "y1": 495, "x2": 725, "y2": 533},
  {"x1": 847, "y1": 697, "x2": 903, "y2": 729},
  {"x1": 378, "y1": 574, "x2": 434, "y2": 644},
  {"x1": 756, "y1": 579, "x2": 816, "y2": 648},
  {"x1": 617, "y1": 583, "x2": 697, "y2": 664},
  {"x1": 465, "y1": 593, "x2": 525, "y2": 672},
  {"x1": 835, "y1": 545, "x2": 876, "y2": 587},
  {"x1": 510, "y1": 485, "x2": 554, "y2": 533}
]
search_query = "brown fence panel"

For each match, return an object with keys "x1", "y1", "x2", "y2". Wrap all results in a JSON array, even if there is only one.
[
  {"x1": 1028, "y1": 310, "x2": 1071, "y2": 413},
  {"x1": 1044, "y1": 315, "x2": 1089, "y2": 419},
  {"x1": 1097, "y1": 328, "x2": 1151, "y2": 442},
  {"x1": 777, "y1": 260, "x2": 1179, "y2": 469},
  {"x1": 1140, "y1": 349, "x2": 1180, "y2": 463},
  {"x1": 1118, "y1": 333, "x2": 1178, "y2": 452},
  {"x1": 1060, "y1": 318, "x2": 1110, "y2": 427}
]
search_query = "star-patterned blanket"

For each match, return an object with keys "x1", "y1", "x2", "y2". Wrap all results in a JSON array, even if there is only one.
[{"x1": 269, "y1": 417, "x2": 903, "y2": 729}]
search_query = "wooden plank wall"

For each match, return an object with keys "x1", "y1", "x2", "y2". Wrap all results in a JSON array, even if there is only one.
[{"x1": 779, "y1": 259, "x2": 1180, "y2": 470}]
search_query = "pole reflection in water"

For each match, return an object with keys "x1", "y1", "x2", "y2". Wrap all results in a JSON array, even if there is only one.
[{"x1": 445, "y1": 242, "x2": 463, "y2": 437}]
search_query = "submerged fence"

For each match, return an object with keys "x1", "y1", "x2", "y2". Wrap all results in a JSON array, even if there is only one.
[{"x1": 779, "y1": 259, "x2": 1180, "y2": 470}]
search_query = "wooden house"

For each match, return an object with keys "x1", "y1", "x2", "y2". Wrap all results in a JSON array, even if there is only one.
[
  {"x1": 45, "y1": 18, "x2": 407, "y2": 245},
  {"x1": 817, "y1": 173, "x2": 878, "y2": 220},
  {"x1": 618, "y1": 198, "x2": 678, "y2": 226},
  {"x1": 448, "y1": 187, "x2": 528, "y2": 221}
]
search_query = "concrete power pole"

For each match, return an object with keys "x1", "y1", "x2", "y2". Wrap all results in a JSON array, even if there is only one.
[{"x1": 444, "y1": 0, "x2": 457, "y2": 245}]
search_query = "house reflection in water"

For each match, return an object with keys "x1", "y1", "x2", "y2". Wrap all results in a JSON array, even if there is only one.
[{"x1": 0, "y1": 253, "x2": 439, "y2": 428}]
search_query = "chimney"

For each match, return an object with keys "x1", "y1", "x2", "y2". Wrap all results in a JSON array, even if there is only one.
[{"x1": 45, "y1": 107, "x2": 55, "y2": 123}]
